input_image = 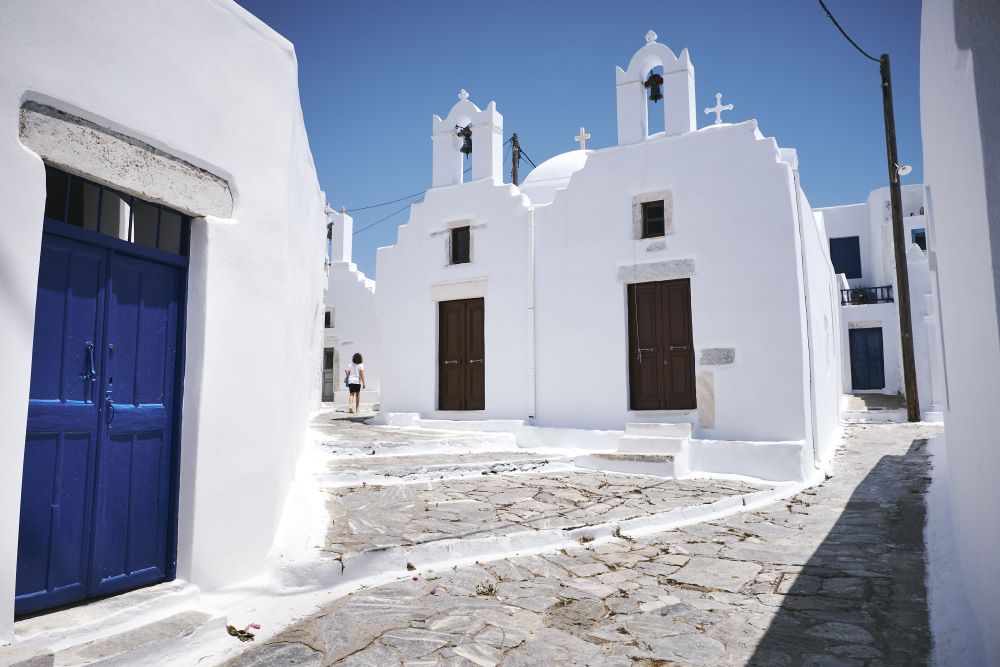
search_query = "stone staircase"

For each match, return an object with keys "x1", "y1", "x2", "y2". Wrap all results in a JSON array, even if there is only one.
[
  {"x1": 1, "y1": 581, "x2": 227, "y2": 667},
  {"x1": 576, "y1": 422, "x2": 692, "y2": 478}
]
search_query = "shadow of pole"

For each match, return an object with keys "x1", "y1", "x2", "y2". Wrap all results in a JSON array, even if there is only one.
[{"x1": 749, "y1": 438, "x2": 932, "y2": 665}]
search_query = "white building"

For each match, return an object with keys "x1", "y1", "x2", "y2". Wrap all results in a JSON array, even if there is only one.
[
  {"x1": 0, "y1": 0, "x2": 326, "y2": 642},
  {"x1": 921, "y1": 0, "x2": 1000, "y2": 661},
  {"x1": 377, "y1": 33, "x2": 842, "y2": 478},
  {"x1": 323, "y1": 208, "x2": 381, "y2": 405},
  {"x1": 816, "y1": 186, "x2": 946, "y2": 419}
]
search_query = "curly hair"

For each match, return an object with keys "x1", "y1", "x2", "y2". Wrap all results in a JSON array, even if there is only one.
[{"x1": 352, "y1": 352, "x2": 363, "y2": 364}]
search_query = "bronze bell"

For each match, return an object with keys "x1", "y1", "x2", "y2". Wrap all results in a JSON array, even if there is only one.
[
  {"x1": 644, "y1": 72, "x2": 664, "y2": 103},
  {"x1": 456, "y1": 125, "x2": 472, "y2": 155}
]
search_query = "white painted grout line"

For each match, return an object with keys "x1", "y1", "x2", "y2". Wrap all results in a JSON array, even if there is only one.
[{"x1": 176, "y1": 478, "x2": 809, "y2": 667}]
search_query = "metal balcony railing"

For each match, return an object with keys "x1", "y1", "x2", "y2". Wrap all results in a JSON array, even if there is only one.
[{"x1": 841, "y1": 285, "x2": 894, "y2": 305}]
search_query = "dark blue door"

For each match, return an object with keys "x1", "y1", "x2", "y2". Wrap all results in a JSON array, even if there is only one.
[
  {"x1": 849, "y1": 327, "x2": 885, "y2": 391},
  {"x1": 17, "y1": 230, "x2": 184, "y2": 615}
]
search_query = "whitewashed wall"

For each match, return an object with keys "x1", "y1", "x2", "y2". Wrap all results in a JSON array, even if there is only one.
[
  {"x1": 326, "y1": 210, "x2": 380, "y2": 399},
  {"x1": 0, "y1": 0, "x2": 326, "y2": 640},
  {"x1": 921, "y1": 0, "x2": 1000, "y2": 660},
  {"x1": 376, "y1": 178, "x2": 533, "y2": 419}
]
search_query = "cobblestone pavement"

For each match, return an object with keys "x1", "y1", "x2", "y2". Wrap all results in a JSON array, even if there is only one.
[
  {"x1": 230, "y1": 421, "x2": 940, "y2": 666},
  {"x1": 321, "y1": 473, "x2": 770, "y2": 561}
]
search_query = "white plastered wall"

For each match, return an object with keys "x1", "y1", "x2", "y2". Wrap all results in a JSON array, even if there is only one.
[
  {"x1": 921, "y1": 0, "x2": 1000, "y2": 660},
  {"x1": 376, "y1": 178, "x2": 533, "y2": 419},
  {"x1": 325, "y1": 211, "x2": 380, "y2": 397},
  {"x1": 0, "y1": 0, "x2": 326, "y2": 640}
]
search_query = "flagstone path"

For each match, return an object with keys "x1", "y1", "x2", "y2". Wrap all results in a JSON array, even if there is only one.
[{"x1": 227, "y1": 419, "x2": 940, "y2": 666}]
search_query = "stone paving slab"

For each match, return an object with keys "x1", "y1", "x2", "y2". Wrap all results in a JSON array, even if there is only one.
[
  {"x1": 227, "y1": 421, "x2": 940, "y2": 666},
  {"x1": 320, "y1": 472, "x2": 771, "y2": 560}
]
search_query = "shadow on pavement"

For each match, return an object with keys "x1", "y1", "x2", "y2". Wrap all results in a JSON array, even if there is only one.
[{"x1": 749, "y1": 438, "x2": 932, "y2": 665}]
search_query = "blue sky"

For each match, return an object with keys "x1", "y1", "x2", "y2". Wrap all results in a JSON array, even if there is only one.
[{"x1": 236, "y1": 0, "x2": 923, "y2": 278}]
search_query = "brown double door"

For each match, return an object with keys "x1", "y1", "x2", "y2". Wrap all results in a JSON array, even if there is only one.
[
  {"x1": 627, "y1": 279, "x2": 696, "y2": 410},
  {"x1": 438, "y1": 298, "x2": 485, "y2": 410}
]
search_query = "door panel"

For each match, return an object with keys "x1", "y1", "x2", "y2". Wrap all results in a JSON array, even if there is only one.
[
  {"x1": 91, "y1": 254, "x2": 180, "y2": 595},
  {"x1": 627, "y1": 279, "x2": 696, "y2": 411},
  {"x1": 627, "y1": 283, "x2": 662, "y2": 410},
  {"x1": 438, "y1": 300, "x2": 465, "y2": 410},
  {"x1": 17, "y1": 236, "x2": 106, "y2": 614},
  {"x1": 465, "y1": 298, "x2": 485, "y2": 410}
]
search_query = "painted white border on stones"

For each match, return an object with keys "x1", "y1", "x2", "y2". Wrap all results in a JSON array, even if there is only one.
[
  {"x1": 373, "y1": 414, "x2": 814, "y2": 482},
  {"x1": 170, "y1": 472, "x2": 806, "y2": 667}
]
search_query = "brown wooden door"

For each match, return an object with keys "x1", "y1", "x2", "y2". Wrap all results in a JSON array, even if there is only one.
[
  {"x1": 627, "y1": 279, "x2": 696, "y2": 410},
  {"x1": 438, "y1": 298, "x2": 485, "y2": 410}
]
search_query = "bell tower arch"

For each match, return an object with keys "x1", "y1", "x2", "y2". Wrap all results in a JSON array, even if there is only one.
[
  {"x1": 616, "y1": 30, "x2": 697, "y2": 145},
  {"x1": 431, "y1": 90, "x2": 503, "y2": 187}
]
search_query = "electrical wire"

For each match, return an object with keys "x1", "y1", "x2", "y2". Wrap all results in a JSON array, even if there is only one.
[
  {"x1": 344, "y1": 190, "x2": 424, "y2": 212},
  {"x1": 817, "y1": 0, "x2": 880, "y2": 63},
  {"x1": 352, "y1": 199, "x2": 421, "y2": 235},
  {"x1": 351, "y1": 166, "x2": 472, "y2": 236}
]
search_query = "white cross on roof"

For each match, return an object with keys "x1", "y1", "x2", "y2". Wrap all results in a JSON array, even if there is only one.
[
  {"x1": 704, "y1": 92, "x2": 734, "y2": 125},
  {"x1": 574, "y1": 127, "x2": 591, "y2": 150}
]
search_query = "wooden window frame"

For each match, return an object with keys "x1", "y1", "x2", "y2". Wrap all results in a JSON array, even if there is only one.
[
  {"x1": 451, "y1": 226, "x2": 471, "y2": 265},
  {"x1": 641, "y1": 200, "x2": 666, "y2": 239}
]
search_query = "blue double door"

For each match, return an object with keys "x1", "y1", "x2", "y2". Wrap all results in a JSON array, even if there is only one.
[{"x1": 16, "y1": 228, "x2": 184, "y2": 615}]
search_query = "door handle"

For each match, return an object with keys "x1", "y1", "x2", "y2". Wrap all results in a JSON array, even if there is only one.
[
  {"x1": 105, "y1": 390, "x2": 115, "y2": 427},
  {"x1": 669, "y1": 346, "x2": 688, "y2": 351},
  {"x1": 443, "y1": 360, "x2": 459, "y2": 365},
  {"x1": 638, "y1": 348, "x2": 655, "y2": 352},
  {"x1": 81, "y1": 342, "x2": 96, "y2": 381},
  {"x1": 81, "y1": 342, "x2": 96, "y2": 401},
  {"x1": 469, "y1": 359, "x2": 483, "y2": 364}
]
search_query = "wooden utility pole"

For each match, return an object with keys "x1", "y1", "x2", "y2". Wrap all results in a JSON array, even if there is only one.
[
  {"x1": 880, "y1": 53, "x2": 920, "y2": 422},
  {"x1": 511, "y1": 133, "x2": 521, "y2": 185}
]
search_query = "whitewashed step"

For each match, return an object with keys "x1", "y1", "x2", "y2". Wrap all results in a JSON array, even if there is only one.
[
  {"x1": 16, "y1": 581, "x2": 199, "y2": 649},
  {"x1": 53, "y1": 610, "x2": 226, "y2": 666},
  {"x1": 624, "y1": 422, "x2": 692, "y2": 438},
  {"x1": 617, "y1": 434, "x2": 686, "y2": 454},
  {"x1": 576, "y1": 451, "x2": 688, "y2": 478},
  {"x1": 0, "y1": 644, "x2": 53, "y2": 667}
]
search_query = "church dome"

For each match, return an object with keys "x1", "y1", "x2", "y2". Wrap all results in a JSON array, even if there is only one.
[{"x1": 520, "y1": 150, "x2": 589, "y2": 205}]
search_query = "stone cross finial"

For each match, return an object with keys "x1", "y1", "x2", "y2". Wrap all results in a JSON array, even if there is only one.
[
  {"x1": 458, "y1": 89, "x2": 469, "y2": 101},
  {"x1": 704, "y1": 92, "x2": 734, "y2": 125},
  {"x1": 646, "y1": 30, "x2": 657, "y2": 44},
  {"x1": 574, "y1": 127, "x2": 591, "y2": 150}
]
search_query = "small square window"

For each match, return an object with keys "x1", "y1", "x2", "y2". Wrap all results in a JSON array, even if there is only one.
[
  {"x1": 911, "y1": 228, "x2": 927, "y2": 251},
  {"x1": 451, "y1": 226, "x2": 470, "y2": 264},
  {"x1": 641, "y1": 201, "x2": 665, "y2": 238}
]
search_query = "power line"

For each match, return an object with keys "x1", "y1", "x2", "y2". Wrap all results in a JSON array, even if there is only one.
[
  {"x1": 817, "y1": 0, "x2": 880, "y2": 63},
  {"x1": 344, "y1": 190, "x2": 424, "y2": 212},
  {"x1": 352, "y1": 199, "x2": 421, "y2": 235},
  {"x1": 351, "y1": 165, "x2": 472, "y2": 236}
]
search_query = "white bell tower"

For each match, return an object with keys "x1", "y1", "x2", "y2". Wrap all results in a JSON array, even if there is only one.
[
  {"x1": 616, "y1": 30, "x2": 697, "y2": 145},
  {"x1": 431, "y1": 90, "x2": 503, "y2": 187}
]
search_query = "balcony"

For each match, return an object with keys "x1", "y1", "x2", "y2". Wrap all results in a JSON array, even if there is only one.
[{"x1": 841, "y1": 285, "x2": 893, "y2": 305}]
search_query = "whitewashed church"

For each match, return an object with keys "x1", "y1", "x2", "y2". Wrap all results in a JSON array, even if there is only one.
[{"x1": 376, "y1": 32, "x2": 843, "y2": 475}]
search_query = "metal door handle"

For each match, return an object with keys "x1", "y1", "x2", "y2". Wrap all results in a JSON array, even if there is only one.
[
  {"x1": 469, "y1": 359, "x2": 483, "y2": 364},
  {"x1": 105, "y1": 391, "x2": 115, "y2": 426},
  {"x1": 80, "y1": 342, "x2": 96, "y2": 382},
  {"x1": 669, "y1": 346, "x2": 688, "y2": 351},
  {"x1": 639, "y1": 348, "x2": 655, "y2": 352},
  {"x1": 444, "y1": 360, "x2": 459, "y2": 365}
]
